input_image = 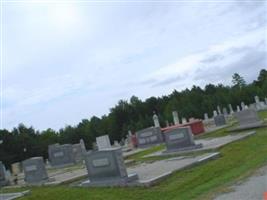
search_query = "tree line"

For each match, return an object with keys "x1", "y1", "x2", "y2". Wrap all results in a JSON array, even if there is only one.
[{"x1": 0, "y1": 69, "x2": 266, "y2": 168}]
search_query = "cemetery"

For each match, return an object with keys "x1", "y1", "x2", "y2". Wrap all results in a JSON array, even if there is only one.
[{"x1": 1, "y1": 96, "x2": 267, "y2": 199}]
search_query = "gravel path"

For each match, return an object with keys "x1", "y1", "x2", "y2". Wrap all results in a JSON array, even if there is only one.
[{"x1": 214, "y1": 165, "x2": 267, "y2": 200}]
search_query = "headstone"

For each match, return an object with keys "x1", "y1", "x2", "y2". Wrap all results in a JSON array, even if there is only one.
[
  {"x1": 260, "y1": 101, "x2": 266, "y2": 108},
  {"x1": 189, "y1": 118, "x2": 195, "y2": 122},
  {"x1": 222, "y1": 107, "x2": 228, "y2": 116},
  {"x1": 96, "y1": 135, "x2": 111, "y2": 150},
  {"x1": 135, "y1": 127, "x2": 163, "y2": 148},
  {"x1": 228, "y1": 104, "x2": 234, "y2": 114},
  {"x1": 72, "y1": 143, "x2": 84, "y2": 163},
  {"x1": 48, "y1": 144, "x2": 75, "y2": 167},
  {"x1": 237, "y1": 105, "x2": 241, "y2": 112},
  {"x1": 234, "y1": 109, "x2": 263, "y2": 129},
  {"x1": 22, "y1": 157, "x2": 48, "y2": 185},
  {"x1": 114, "y1": 141, "x2": 120, "y2": 147},
  {"x1": 214, "y1": 115, "x2": 226, "y2": 127},
  {"x1": 80, "y1": 139, "x2": 87, "y2": 154},
  {"x1": 82, "y1": 148, "x2": 138, "y2": 186},
  {"x1": 164, "y1": 127, "x2": 202, "y2": 152},
  {"x1": 11, "y1": 162, "x2": 21, "y2": 175},
  {"x1": 165, "y1": 120, "x2": 169, "y2": 127},
  {"x1": 153, "y1": 113, "x2": 160, "y2": 127},
  {"x1": 0, "y1": 161, "x2": 9, "y2": 186},
  {"x1": 249, "y1": 103, "x2": 256, "y2": 110},
  {"x1": 217, "y1": 106, "x2": 222, "y2": 115},
  {"x1": 204, "y1": 113, "x2": 209, "y2": 120},
  {"x1": 213, "y1": 110, "x2": 218, "y2": 117},
  {"x1": 182, "y1": 118, "x2": 187, "y2": 124},
  {"x1": 128, "y1": 130, "x2": 132, "y2": 136},
  {"x1": 255, "y1": 96, "x2": 260, "y2": 104},
  {"x1": 172, "y1": 111, "x2": 179, "y2": 125},
  {"x1": 265, "y1": 97, "x2": 267, "y2": 105},
  {"x1": 241, "y1": 102, "x2": 246, "y2": 110}
]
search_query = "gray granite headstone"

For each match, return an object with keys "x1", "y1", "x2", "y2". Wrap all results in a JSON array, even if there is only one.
[
  {"x1": 241, "y1": 102, "x2": 246, "y2": 110},
  {"x1": 48, "y1": 144, "x2": 75, "y2": 167},
  {"x1": 96, "y1": 135, "x2": 111, "y2": 150},
  {"x1": 72, "y1": 143, "x2": 84, "y2": 163},
  {"x1": 22, "y1": 157, "x2": 48, "y2": 185},
  {"x1": 228, "y1": 104, "x2": 234, "y2": 114},
  {"x1": 214, "y1": 115, "x2": 226, "y2": 127},
  {"x1": 153, "y1": 113, "x2": 160, "y2": 127},
  {"x1": 213, "y1": 110, "x2": 218, "y2": 117},
  {"x1": 222, "y1": 107, "x2": 228, "y2": 116},
  {"x1": 255, "y1": 96, "x2": 260, "y2": 104},
  {"x1": 135, "y1": 127, "x2": 163, "y2": 148},
  {"x1": 0, "y1": 161, "x2": 9, "y2": 186},
  {"x1": 165, "y1": 120, "x2": 170, "y2": 127},
  {"x1": 249, "y1": 103, "x2": 257, "y2": 110},
  {"x1": 82, "y1": 148, "x2": 138, "y2": 186},
  {"x1": 204, "y1": 113, "x2": 209, "y2": 120},
  {"x1": 182, "y1": 118, "x2": 187, "y2": 124},
  {"x1": 172, "y1": 111, "x2": 179, "y2": 125},
  {"x1": 164, "y1": 127, "x2": 202, "y2": 152},
  {"x1": 233, "y1": 109, "x2": 263, "y2": 130},
  {"x1": 217, "y1": 106, "x2": 222, "y2": 115}
]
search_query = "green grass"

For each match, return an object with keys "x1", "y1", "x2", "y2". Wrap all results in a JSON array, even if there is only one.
[
  {"x1": 259, "y1": 110, "x2": 267, "y2": 120},
  {"x1": 2, "y1": 111, "x2": 267, "y2": 200},
  {"x1": 125, "y1": 144, "x2": 165, "y2": 161}
]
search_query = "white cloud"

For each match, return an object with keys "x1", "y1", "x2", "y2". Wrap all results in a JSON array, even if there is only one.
[{"x1": 2, "y1": 1, "x2": 267, "y2": 130}]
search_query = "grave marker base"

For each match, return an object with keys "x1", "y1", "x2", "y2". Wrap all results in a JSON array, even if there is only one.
[
  {"x1": 163, "y1": 143, "x2": 203, "y2": 154},
  {"x1": 80, "y1": 173, "x2": 138, "y2": 187}
]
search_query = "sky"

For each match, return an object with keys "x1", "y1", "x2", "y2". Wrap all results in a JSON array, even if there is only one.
[{"x1": 2, "y1": 0, "x2": 267, "y2": 131}]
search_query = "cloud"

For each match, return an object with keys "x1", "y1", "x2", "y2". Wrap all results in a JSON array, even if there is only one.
[
  {"x1": 140, "y1": 26, "x2": 266, "y2": 89},
  {"x1": 3, "y1": 1, "x2": 267, "y2": 130}
]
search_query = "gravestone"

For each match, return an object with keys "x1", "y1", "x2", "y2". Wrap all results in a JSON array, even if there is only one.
[
  {"x1": 80, "y1": 139, "x2": 87, "y2": 154},
  {"x1": 11, "y1": 162, "x2": 21, "y2": 175},
  {"x1": 0, "y1": 161, "x2": 9, "y2": 186},
  {"x1": 213, "y1": 110, "x2": 218, "y2": 117},
  {"x1": 228, "y1": 104, "x2": 234, "y2": 114},
  {"x1": 135, "y1": 127, "x2": 163, "y2": 148},
  {"x1": 48, "y1": 144, "x2": 75, "y2": 167},
  {"x1": 222, "y1": 107, "x2": 228, "y2": 116},
  {"x1": 255, "y1": 96, "x2": 260, "y2": 104},
  {"x1": 214, "y1": 115, "x2": 226, "y2": 127},
  {"x1": 72, "y1": 143, "x2": 84, "y2": 163},
  {"x1": 204, "y1": 113, "x2": 209, "y2": 120},
  {"x1": 165, "y1": 120, "x2": 170, "y2": 127},
  {"x1": 172, "y1": 111, "x2": 179, "y2": 125},
  {"x1": 153, "y1": 113, "x2": 160, "y2": 127},
  {"x1": 182, "y1": 118, "x2": 187, "y2": 124},
  {"x1": 241, "y1": 102, "x2": 246, "y2": 110},
  {"x1": 164, "y1": 127, "x2": 202, "y2": 152},
  {"x1": 113, "y1": 140, "x2": 120, "y2": 147},
  {"x1": 96, "y1": 135, "x2": 111, "y2": 150},
  {"x1": 233, "y1": 109, "x2": 264, "y2": 130},
  {"x1": 249, "y1": 103, "x2": 257, "y2": 110},
  {"x1": 217, "y1": 106, "x2": 222, "y2": 115},
  {"x1": 82, "y1": 148, "x2": 138, "y2": 186},
  {"x1": 265, "y1": 97, "x2": 267, "y2": 105},
  {"x1": 22, "y1": 157, "x2": 48, "y2": 185}
]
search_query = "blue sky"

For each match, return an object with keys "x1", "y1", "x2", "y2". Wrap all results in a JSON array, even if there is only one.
[{"x1": 2, "y1": 0, "x2": 267, "y2": 130}]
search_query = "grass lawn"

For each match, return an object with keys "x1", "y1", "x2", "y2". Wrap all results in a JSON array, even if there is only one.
[{"x1": 2, "y1": 111, "x2": 267, "y2": 200}]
